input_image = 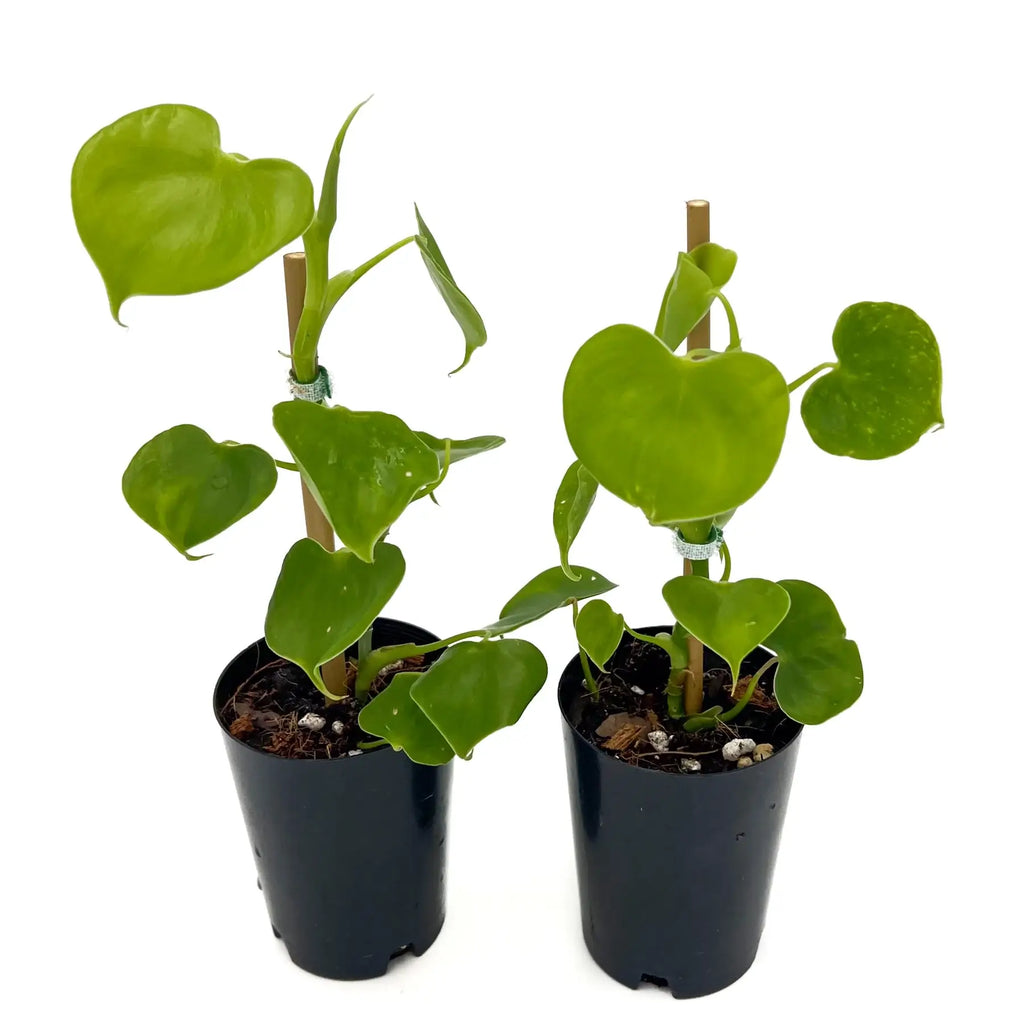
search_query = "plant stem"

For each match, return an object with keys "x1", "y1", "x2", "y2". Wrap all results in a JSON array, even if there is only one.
[
  {"x1": 353, "y1": 629, "x2": 485, "y2": 702},
  {"x1": 677, "y1": 521, "x2": 711, "y2": 716},
  {"x1": 357, "y1": 625, "x2": 373, "y2": 666},
  {"x1": 718, "y1": 292, "x2": 741, "y2": 350},
  {"x1": 666, "y1": 667, "x2": 688, "y2": 718},
  {"x1": 719, "y1": 656, "x2": 779, "y2": 723},
  {"x1": 787, "y1": 362, "x2": 837, "y2": 392},
  {"x1": 275, "y1": 459, "x2": 298, "y2": 471},
  {"x1": 323, "y1": 235, "x2": 418, "y2": 319}
]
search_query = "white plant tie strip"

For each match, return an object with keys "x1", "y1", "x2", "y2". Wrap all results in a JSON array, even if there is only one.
[
  {"x1": 673, "y1": 524, "x2": 724, "y2": 560},
  {"x1": 288, "y1": 365, "x2": 332, "y2": 403}
]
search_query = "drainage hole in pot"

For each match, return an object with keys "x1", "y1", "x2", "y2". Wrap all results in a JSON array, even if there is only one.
[
  {"x1": 640, "y1": 974, "x2": 669, "y2": 990},
  {"x1": 389, "y1": 944, "x2": 413, "y2": 962}
]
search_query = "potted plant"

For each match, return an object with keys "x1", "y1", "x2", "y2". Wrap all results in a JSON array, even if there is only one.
[
  {"x1": 71, "y1": 100, "x2": 610, "y2": 980},
  {"x1": 554, "y1": 202, "x2": 943, "y2": 998}
]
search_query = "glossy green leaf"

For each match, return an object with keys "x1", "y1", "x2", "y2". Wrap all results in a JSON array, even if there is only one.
[
  {"x1": 414, "y1": 205, "x2": 487, "y2": 373},
  {"x1": 563, "y1": 325, "x2": 789, "y2": 524},
  {"x1": 273, "y1": 402, "x2": 441, "y2": 562},
  {"x1": 410, "y1": 640, "x2": 547, "y2": 758},
  {"x1": 654, "y1": 251, "x2": 716, "y2": 350},
  {"x1": 72, "y1": 105, "x2": 314, "y2": 321},
  {"x1": 307, "y1": 97, "x2": 370, "y2": 244},
  {"x1": 358, "y1": 672, "x2": 454, "y2": 765},
  {"x1": 488, "y1": 565, "x2": 616, "y2": 634},
  {"x1": 553, "y1": 460, "x2": 599, "y2": 580},
  {"x1": 801, "y1": 302, "x2": 943, "y2": 459},
  {"x1": 766, "y1": 580, "x2": 863, "y2": 724},
  {"x1": 662, "y1": 576, "x2": 791, "y2": 681},
  {"x1": 688, "y1": 242, "x2": 738, "y2": 289},
  {"x1": 415, "y1": 431, "x2": 505, "y2": 468},
  {"x1": 122, "y1": 425, "x2": 276, "y2": 559},
  {"x1": 265, "y1": 539, "x2": 405, "y2": 694},
  {"x1": 575, "y1": 599, "x2": 624, "y2": 671}
]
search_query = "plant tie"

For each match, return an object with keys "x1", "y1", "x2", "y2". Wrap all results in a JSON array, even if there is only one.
[
  {"x1": 288, "y1": 365, "x2": 332, "y2": 403},
  {"x1": 673, "y1": 524, "x2": 724, "y2": 560}
]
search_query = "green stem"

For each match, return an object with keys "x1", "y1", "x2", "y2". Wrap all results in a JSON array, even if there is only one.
[
  {"x1": 719, "y1": 656, "x2": 779, "y2": 723},
  {"x1": 571, "y1": 599, "x2": 599, "y2": 695},
  {"x1": 787, "y1": 362, "x2": 837, "y2": 392},
  {"x1": 666, "y1": 666, "x2": 688, "y2": 719},
  {"x1": 353, "y1": 629, "x2": 485, "y2": 701},
  {"x1": 718, "y1": 540, "x2": 732, "y2": 582},
  {"x1": 292, "y1": 229, "x2": 330, "y2": 383},
  {"x1": 323, "y1": 235, "x2": 418, "y2": 320},
  {"x1": 717, "y1": 292, "x2": 741, "y2": 350},
  {"x1": 357, "y1": 625, "x2": 373, "y2": 666},
  {"x1": 275, "y1": 459, "x2": 298, "y2": 471},
  {"x1": 357, "y1": 738, "x2": 389, "y2": 751},
  {"x1": 413, "y1": 439, "x2": 452, "y2": 503}
]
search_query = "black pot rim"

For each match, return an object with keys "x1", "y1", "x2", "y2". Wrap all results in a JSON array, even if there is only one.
[{"x1": 557, "y1": 626, "x2": 803, "y2": 782}]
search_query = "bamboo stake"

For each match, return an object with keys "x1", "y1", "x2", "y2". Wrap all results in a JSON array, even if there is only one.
[
  {"x1": 682, "y1": 200, "x2": 711, "y2": 716},
  {"x1": 283, "y1": 252, "x2": 349, "y2": 697}
]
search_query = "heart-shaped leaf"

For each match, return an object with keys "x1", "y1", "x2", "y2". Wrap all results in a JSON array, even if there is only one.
[
  {"x1": 553, "y1": 460, "x2": 599, "y2": 581},
  {"x1": 801, "y1": 302, "x2": 943, "y2": 459},
  {"x1": 410, "y1": 639, "x2": 547, "y2": 758},
  {"x1": 265, "y1": 539, "x2": 406, "y2": 695},
  {"x1": 488, "y1": 565, "x2": 616, "y2": 635},
  {"x1": 358, "y1": 672, "x2": 455, "y2": 765},
  {"x1": 564, "y1": 325, "x2": 790, "y2": 524},
  {"x1": 575, "y1": 599, "x2": 624, "y2": 671},
  {"x1": 662, "y1": 576, "x2": 791, "y2": 681},
  {"x1": 765, "y1": 580, "x2": 863, "y2": 724},
  {"x1": 414, "y1": 205, "x2": 487, "y2": 373},
  {"x1": 273, "y1": 402, "x2": 441, "y2": 562},
  {"x1": 415, "y1": 431, "x2": 505, "y2": 468},
  {"x1": 72, "y1": 105, "x2": 314, "y2": 321},
  {"x1": 654, "y1": 252, "x2": 716, "y2": 350},
  {"x1": 122, "y1": 425, "x2": 276, "y2": 559},
  {"x1": 688, "y1": 243, "x2": 738, "y2": 289}
]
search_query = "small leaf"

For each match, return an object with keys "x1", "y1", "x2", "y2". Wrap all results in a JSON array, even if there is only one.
[
  {"x1": 308, "y1": 97, "x2": 371, "y2": 243},
  {"x1": 415, "y1": 431, "x2": 505, "y2": 467},
  {"x1": 553, "y1": 460, "x2": 599, "y2": 581},
  {"x1": 662, "y1": 576, "x2": 791, "y2": 682},
  {"x1": 122, "y1": 425, "x2": 276, "y2": 558},
  {"x1": 801, "y1": 302, "x2": 943, "y2": 459},
  {"x1": 414, "y1": 205, "x2": 487, "y2": 373},
  {"x1": 358, "y1": 672, "x2": 454, "y2": 765},
  {"x1": 563, "y1": 325, "x2": 790, "y2": 524},
  {"x1": 688, "y1": 242, "x2": 738, "y2": 289},
  {"x1": 273, "y1": 402, "x2": 441, "y2": 562},
  {"x1": 265, "y1": 539, "x2": 405, "y2": 693},
  {"x1": 575, "y1": 599, "x2": 624, "y2": 671},
  {"x1": 765, "y1": 580, "x2": 864, "y2": 724},
  {"x1": 488, "y1": 565, "x2": 616, "y2": 635},
  {"x1": 72, "y1": 105, "x2": 314, "y2": 321},
  {"x1": 410, "y1": 639, "x2": 547, "y2": 758},
  {"x1": 654, "y1": 251, "x2": 716, "y2": 350}
]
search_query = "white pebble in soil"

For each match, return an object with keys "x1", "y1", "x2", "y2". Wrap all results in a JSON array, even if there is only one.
[
  {"x1": 752, "y1": 743, "x2": 774, "y2": 762},
  {"x1": 680, "y1": 758, "x2": 701, "y2": 773},
  {"x1": 736, "y1": 755, "x2": 754, "y2": 769},
  {"x1": 722, "y1": 737, "x2": 756, "y2": 762},
  {"x1": 348, "y1": 749, "x2": 363, "y2": 757},
  {"x1": 331, "y1": 720, "x2": 345, "y2": 735},
  {"x1": 630, "y1": 685, "x2": 645, "y2": 696},
  {"x1": 298, "y1": 713, "x2": 326, "y2": 731},
  {"x1": 647, "y1": 730, "x2": 670, "y2": 752}
]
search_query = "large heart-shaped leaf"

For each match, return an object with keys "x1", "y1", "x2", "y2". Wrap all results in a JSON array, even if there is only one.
[
  {"x1": 801, "y1": 302, "x2": 943, "y2": 459},
  {"x1": 575, "y1": 599, "x2": 624, "y2": 671},
  {"x1": 265, "y1": 539, "x2": 405, "y2": 695},
  {"x1": 663, "y1": 576, "x2": 791, "y2": 681},
  {"x1": 273, "y1": 402, "x2": 441, "y2": 562},
  {"x1": 415, "y1": 431, "x2": 505, "y2": 468},
  {"x1": 564, "y1": 325, "x2": 789, "y2": 524},
  {"x1": 488, "y1": 565, "x2": 616, "y2": 635},
  {"x1": 358, "y1": 672, "x2": 455, "y2": 765},
  {"x1": 765, "y1": 580, "x2": 863, "y2": 724},
  {"x1": 414, "y1": 205, "x2": 487, "y2": 373},
  {"x1": 553, "y1": 460, "x2": 599, "y2": 581},
  {"x1": 122, "y1": 425, "x2": 276, "y2": 559},
  {"x1": 410, "y1": 639, "x2": 547, "y2": 758},
  {"x1": 72, "y1": 105, "x2": 314, "y2": 321},
  {"x1": 654, "y1": 252, "x2": 717, "y2": 350}
]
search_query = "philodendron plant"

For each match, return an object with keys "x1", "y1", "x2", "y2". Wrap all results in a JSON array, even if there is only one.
[
  {"x1": 557, "y1": 238, "x2": 942, "y2": 731},
  {"x1": 73, "y1": 100, "x2": 609, "y2": 763}
]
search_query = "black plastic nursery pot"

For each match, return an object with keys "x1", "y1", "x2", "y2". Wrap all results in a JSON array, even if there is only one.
[
  {"x1": 559, "y1": 627, "x2": 802, "y2": 999},
  {"x1": 213, "y1": 617, "x2": 452, "y2": 980}
]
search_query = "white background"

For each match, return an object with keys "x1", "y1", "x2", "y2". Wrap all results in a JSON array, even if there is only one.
[{"x1": 2, "y1": 1, "x2": 1020, "y2": 1020}]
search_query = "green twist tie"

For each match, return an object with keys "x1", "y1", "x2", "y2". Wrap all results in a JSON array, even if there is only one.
[
  {"x1": 674, "y1": 525, "x2": 724, "y2": 560},
  {"x1": 288, "y1": 365, "x2": 332, "y2": 403}
]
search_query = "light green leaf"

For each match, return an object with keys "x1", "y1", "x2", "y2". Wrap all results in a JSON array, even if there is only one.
[
  {"x1": 414, "y1": 205, "x2": 487, "y2": 373},
  {"x1": 654, "y1": 251, "x2": 716, "y2": 350},
  {"x1": 563, "y1": 325, "x2": 789, "y2": 524},
  {"x1": 766, "y1": 580, "x2": 863, "y2": 724},
  {"x1": 489, "y1": 565, "x2": 616, "y2": 634},
  {"x1": 122, "y1": 425, "x2": 276, "y2": 559},
  {"x1": 307, "y1": 97, "x2": 371, "y2": 244},
  {"x1": 688, "y1": 242, "x2": 738, "y2": 289},
  {"x1": 410, "y1": 639, "x2": 547, "y2": 758},
  {"x1": 553, "y1": 460, "x2": 599, "y2": 581},
  {"x1": 415, "y1": 431, "x2": 505, "y2": 468},
  {"x1": 273, "y1": 402, "x2": 441, "y2": 562},
  {"x1": 265, "y1": 539, "x2": 405, "y2": 695},
  {"x1": 662, "y1": 576, "x2": 791, "y2": 681},
  {"x1": 358, "y1": 672, "x2": 454, "y2": 765},
  {"x1": 801, "y1": 302, "x2": 943, "y2": 459},
  {"x1": 575, "y1": 599, "x2": 624, "y2": 671},
  {"x1": 72, "y1": 105, "x2": 314, "y2": 321}
]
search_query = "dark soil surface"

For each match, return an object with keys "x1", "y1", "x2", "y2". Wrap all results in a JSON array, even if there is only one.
[
  {"x1": 218, "y1": 655, "x2": 425, "y2": 760},
  {"x1": 564, "y1": 632, "x2": 801, "y2": 775}
]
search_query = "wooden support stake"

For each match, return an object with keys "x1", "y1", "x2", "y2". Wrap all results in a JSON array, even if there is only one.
[
  {"x1": 283, "y1": 252, "x2": 349, "y2": 697},
  {"x1": 683, "y1": 199, "x2": 711, "y2": 716}
]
